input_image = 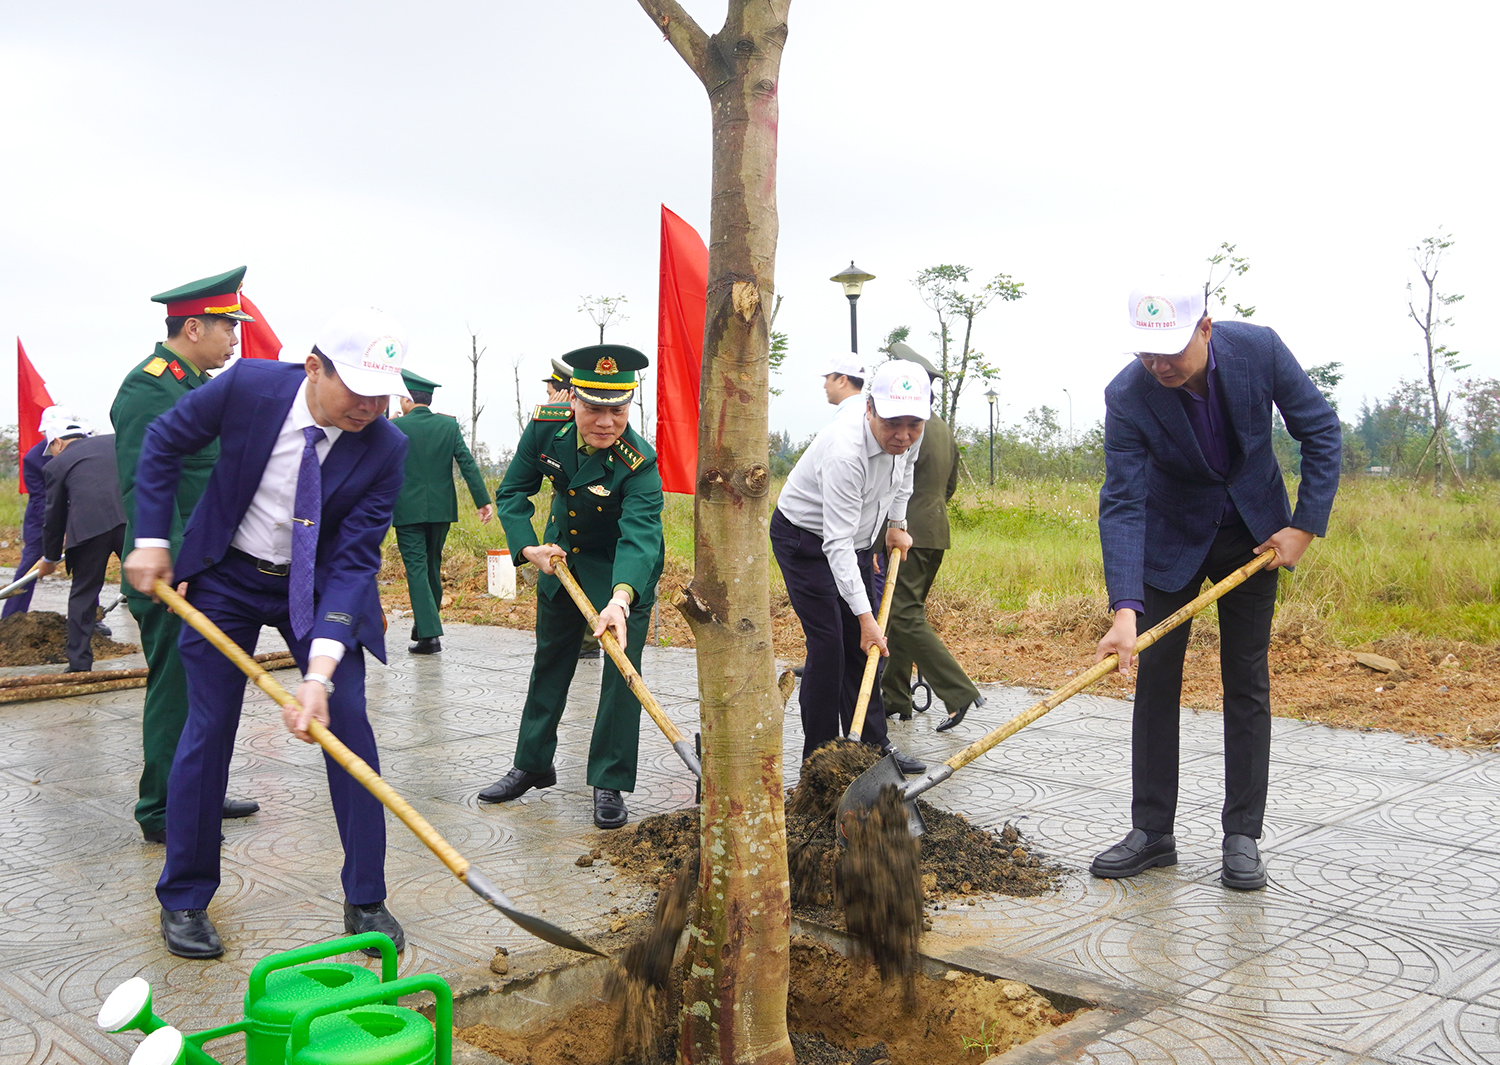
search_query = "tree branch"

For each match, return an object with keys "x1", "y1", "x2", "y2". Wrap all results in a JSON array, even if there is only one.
[{"x1": 635, "y1": 0, "x2": 712, "y2": 83}]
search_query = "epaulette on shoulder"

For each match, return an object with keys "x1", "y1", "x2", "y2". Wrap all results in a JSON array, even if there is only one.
[
  {"x1": 532, "y1": 403, "x2": 574, "y2": 422},
  {"x1": 142, "y1": 356, "x2": 169, "y2": 377},
  {"x1": 612, "y1": 438, "x2": 645, "y2": 471}
]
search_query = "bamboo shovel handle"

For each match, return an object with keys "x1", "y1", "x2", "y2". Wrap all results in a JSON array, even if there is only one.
[
  {"x1": 0, "y1": 562, "x2": 42, "y2": 600},
  {"x1": 551, "y1": 560, "x2": 684, "y2": 745},
  {"x1": 154, "y1": 579, "x2": 472, "y2": 881},
  {"x1": 849, "y1": 549, "x2": 902, "y2": 742},
  {"x1": 941, "y1": 549, "x2": 1276, "y2": 776}
]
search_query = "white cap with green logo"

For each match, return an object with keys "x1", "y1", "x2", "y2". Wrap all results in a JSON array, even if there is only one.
[
  {"x1": 869, "y1": 360, "x2": 932, "y2": 419},
  {"x1": 313, "y1": 306, "x2": 412, "y2": 398},
  {"x1": 1125, "y1": 277, "x2": 1207, "y2": 355}
]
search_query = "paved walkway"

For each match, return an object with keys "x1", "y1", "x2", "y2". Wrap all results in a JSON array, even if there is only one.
[{"x1": 1, "y1": 597, "x2": 1497, "y2": 1063}]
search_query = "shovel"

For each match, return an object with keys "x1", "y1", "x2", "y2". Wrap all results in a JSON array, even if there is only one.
[
  {"x1": 0, "y1": 563, "x2": 42, "y2": 600},
  {"x1": 154, "y1": 579, "x2": 605, "y2": 957},
  {"x1": 838, "y1": 549, "x2": 1277, "y2": 837},
  {"x1": 846, "y1": 549, "x2": 901, "y2": 743},
  {"x1": 552, "y1": 559, "x2": 702, "y2": 781}
]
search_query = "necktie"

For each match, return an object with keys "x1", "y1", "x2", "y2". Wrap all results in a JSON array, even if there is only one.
[{"x1": 290, "y1": 425, "x2": 326, "y2": 638}]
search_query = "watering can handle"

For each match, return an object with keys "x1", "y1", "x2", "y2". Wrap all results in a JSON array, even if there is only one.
[
  {"x1": 286, "y1": 973, "x2": 452, "y2": 1063},
  {"x1": 245, "y1": 934, "x2": 398, "y2": 1003}
]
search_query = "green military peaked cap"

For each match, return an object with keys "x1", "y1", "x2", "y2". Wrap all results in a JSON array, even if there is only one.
[
  {"x1": 888, "y1": 341, "x2": 944, "y2": 380},
  {"x1": 150, "y1": 266, "x2": 255, "y2": 322},
  {"x1": 401, "y1": 368, "x2": 441, "y2": 393},
  {"x1": 563, "y1": 344, "x2": 648, "y2": 407},
  {"x1": 542, "y1": 357, "x2": 571, "y2": 386}
]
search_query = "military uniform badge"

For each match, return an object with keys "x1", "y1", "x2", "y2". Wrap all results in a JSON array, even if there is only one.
[{"x1": 143, "y1": 357, "x2": 169, "y2": 377}]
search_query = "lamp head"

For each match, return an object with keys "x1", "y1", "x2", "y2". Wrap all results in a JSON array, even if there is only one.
[
  {"x1": 985, "y1": 388, "x2": 998, "y2": 405},
  {"x1": 98, "y1": 977, "x2": 154, "y2": 1034},
  {"x1": 830, "y1": 261, "x2": 876, "y2": 298}
]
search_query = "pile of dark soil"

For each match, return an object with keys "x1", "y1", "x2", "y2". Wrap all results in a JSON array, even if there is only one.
[{"x1": 0, "y1": 610, "x2": 136, "y2": 667}]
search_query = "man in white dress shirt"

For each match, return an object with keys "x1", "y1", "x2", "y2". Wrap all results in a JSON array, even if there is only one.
[
  {"x1": 771, "y1": 360, "x2": 932, "y2": 770},
  {"x1": 821, "y1": 353, "x2": 867, "y2": 419}
]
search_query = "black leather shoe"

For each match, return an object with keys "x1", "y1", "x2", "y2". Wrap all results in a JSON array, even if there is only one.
[
  {"x1": 1221, "y1": 834, "x2": 1267, "y2": 891},
  {"x1": 409, "y1": 637, "x2": 442, "y2": 655},
  {"x1": 344, "y1": 901, "x2": 405, "y2": 954},
  {"x1": 94, "y1": 621, "x2": 113, "y2": 639},
  {"x1": 222, "y1": 797, "x2": 259, "y2": 819},
  {"x1": 880, "y1": 745, "x2": 926, "y2": 775},
  {"x1": 578, "y1": 647, "x2": 601, "y2": 660},
  {"x1": 161, "y1": 907, "x2": 223, "y2": 958},
  {"x1": 478, "y1": 766, "x2": 557, "y2": 803},
  {"x1": 936, "y1": 693, "x2": 985, "y2": 733},
  {"x1": 593, "y1": 788, "x2": 629, "y2": 829},
  {"x1": 1090, "y1": 829, "x2": 1177, "y2": 879},
  {"x1": 791, "y1": 662, "x2": 805, "y2": 678}
]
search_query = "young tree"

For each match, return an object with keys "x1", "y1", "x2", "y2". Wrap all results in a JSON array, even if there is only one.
[
  {"x1": 632, "y1": 3, "x2": 794, "y2": 1064},
  {"x1": 768, "y1": 294, "x2": 788, "y2": 396},
  {"x1": 1407, "y1": 231, "x2": 1467, "y2": 492},
  {"x1": 512, "y1": 353, "x2": 527, "y2": 436},
  {"x1": 912, "y1": 265, "x2": 1024, "y2": 422},
  {"x1": 1205, "y1": 241, "x2": 1256, "y2": 318},
  {"x1": 579, "y1": 294, "x2": 630, "y2": 344},
  {"x1": 468, "y1": 330, "x2": 487, "y2": 453}
]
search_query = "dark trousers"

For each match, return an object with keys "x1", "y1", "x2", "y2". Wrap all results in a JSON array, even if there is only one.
[
  {"x1": 157, "y1": 554, "x2": 386, "y2": 910},
  {"x1": 62, "y1": 526, "x2": 124, "y2": 673},
  {"x1": 1, "y1": 541, "x2": 43, "y2": 618},
  {"x1": 879, "y1": 547, "x2": 980, "y2": 718},
  {"x1": 514, "y1": 579, "x2": 648, "y2": 791},
  {"x1": 770, "y1": 509, "x2": 889, "y2": 762},
  {"x1": 395, "y1": 522, "x2": 450, "y2": 639},
  {"x1": 1132, "y1": 522, "x2": 1279, "y2": 839},
  {"x1": 128, "y1": 595, "x2": 190, "y2": 834}
]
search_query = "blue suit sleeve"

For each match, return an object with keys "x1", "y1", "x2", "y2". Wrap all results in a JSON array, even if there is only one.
[
  {"x1": 134, "y1": 367, "x2": 236, "y2": 542},
  {"x1": 1269, "y1": 332, "x2": 1341, "y2": 537},
  {"x1": 1098, "y1": 390, "x2": 1151, "y2": 609}
]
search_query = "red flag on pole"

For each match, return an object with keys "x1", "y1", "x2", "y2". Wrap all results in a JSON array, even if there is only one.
[
  {"x1": 655, "y1": 205, "x2": 708, "y2": 495},
  {"x1": 16, "y1": 339, "x2": 53, "y2": 494},
  {"x1": 238, "y1": 294, "x2": 282, "y2": 360}
]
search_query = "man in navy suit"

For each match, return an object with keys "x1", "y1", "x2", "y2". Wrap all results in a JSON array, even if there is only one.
[
  {"x1": 1, "y1": 407, "x2": 68, "y2": 619},
  {"x1": 1091, "y1": 277, "x2": 1340, "y2": 891},
  {"x1": 125, "y1": 307, "x2": 411, "y2": 959}
]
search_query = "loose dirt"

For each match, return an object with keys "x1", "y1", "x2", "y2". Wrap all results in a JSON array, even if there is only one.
[
  {"x1": 0, "y1": 610, "x2": 137, "y2": 667},
  {"x1": 458, "y1": 936, "x2": 1080, "y2": 1065}
]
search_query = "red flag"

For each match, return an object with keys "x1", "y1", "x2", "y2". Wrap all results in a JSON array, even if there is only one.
[
  {"x1": 655, "y1": 205, "x2": 708, "y2": 495},
  {"x1": 238, "y1": 294, "x2": 282, "y2": 359},
  {"x1": 16, "y1": 339, "x2": 53, "y2": 494}
]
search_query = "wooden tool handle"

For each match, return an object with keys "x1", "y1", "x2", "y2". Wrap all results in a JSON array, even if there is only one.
[
  {"x1": 943, "y1": 548, "x2": 1276, "y2": 774},
  {"x1": 552, "y1": 560, "x2": 684, "y2": 745},
  {"x1": 849, "y1": 548, "x2": 902, "y2": 742},
  {"x1": 154, "y1": 579, "x2": 472, "y2": 880}
]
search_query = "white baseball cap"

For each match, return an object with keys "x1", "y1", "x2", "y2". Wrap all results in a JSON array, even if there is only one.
[
  {"x1": 37, "y1": 405, "x2": 74, "y2": 434},
  {"x1": 817, "y1": 353, "x2": 869, "y2": 380},
  {"x1": 313, "y1": 307, "x2": 412, "y2": 399},
  {"x1": 1124, "y1": 277, "x2": 1206, "y2": 355},
  {"x1": 868, "y1": 360, "x2": 932, "y2": 419},
  {"x1": 45, "y1": 417, "x2": 92, "y2": 443}
]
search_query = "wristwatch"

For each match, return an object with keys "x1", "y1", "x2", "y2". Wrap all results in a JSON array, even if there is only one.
[
  {"x1": 302, "y1": 672, "x2": 335, "y2": 695},
  {"x1": 886, "y1": 519, "x2": 908, "y2": 530}
]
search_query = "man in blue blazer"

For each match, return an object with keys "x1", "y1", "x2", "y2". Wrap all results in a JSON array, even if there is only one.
[
  {"x1": 1092, "y1": 277, "x2": 1340, "y2": 891},
  {"x1": 125, "y1": 307, "x2": 411, "y2": 959},
  {"x1": 1, "y1": 407, "x2": 65, "y2": 618}
]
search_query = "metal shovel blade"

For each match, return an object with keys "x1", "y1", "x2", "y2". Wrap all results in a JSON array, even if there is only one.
[
  {"x1": 464, "y1": 866, "x2": 605, "y2": 957},
  {"x1": 0, "y1": 569, "x2": 40, "y2": 600},
  {"x1": 835, "y1": 752, "x2": 926, "y2": 841}
]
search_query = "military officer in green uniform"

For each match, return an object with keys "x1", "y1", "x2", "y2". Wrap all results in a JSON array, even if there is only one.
[
  {"x1": 390, "y1": 368, "x2": 493, "y2": 654},
  {"x1": 479, "y1": 345, "x2": 664, "y2": 829},
  {"x1": 110, "y1": 267, "x2": 261, "y2": 843}
]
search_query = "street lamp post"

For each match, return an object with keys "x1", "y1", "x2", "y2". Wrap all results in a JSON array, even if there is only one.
[
  {"x1": 985, "y1": 388, "x2": 998, "y2": 486},
  {"x1": 830, "y1": 261, "x2": 876, "y2": 353}
]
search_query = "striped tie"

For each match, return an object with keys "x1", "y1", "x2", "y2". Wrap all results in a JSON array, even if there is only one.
[{"x1": 289, "y1": 425, "x2": 326, "y2": 638}]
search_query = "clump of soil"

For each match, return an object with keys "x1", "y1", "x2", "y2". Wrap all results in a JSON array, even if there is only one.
[
  {"x1": 836, "y1": 785, "x2": 922, "y2": 987},
  {"x1": 459, "y1": 936, "x2": 1080, "y2": 1065},
  {"x1": 0, "y1": 610, "x2": 136, "y2": 667},
  {"x1": 604, "y1": 854, "x2": 699, "y2": 1057}
]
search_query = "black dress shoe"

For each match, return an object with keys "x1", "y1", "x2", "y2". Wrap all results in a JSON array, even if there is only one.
[
  {"x1": 1090, "y1": 829, "x2": 1177, "y2": 879},
  {"x1": 343, "y1": 901, "x2": 405, "y2": 954},
  {"x1": 161, "y1": 907, "x2": 223, "y2": 958},
  {"x1": 880, "y1": 745, "x2": 926, "y2": 775},
  {"x1": 94, "y1": 621, "x2": 113, "y2": 639},
  {"x1": 936, "y1": 693, "x2": 985, "y2": 733},
  {"x1": 222, "y1": 797, "x2": 259, "y2": 819},
  {"x1": 409, "y1": 637, "x2": 442, "y2": 655},
  {"x1": 578, "y1": 647, "x2": 602, "y2": 660},
  {"x1": 1221, "y1": 834, "x2": 1267, "y2": 891},
  {"x1": 593, "y1": 788, "x2": 628, "y2": 829},
  {"x1": 791, "y1": 662, "x2": 805, "y2": 678},
  {"x1": 478, "y1": 766, "x2": 557, "y2": 803}
]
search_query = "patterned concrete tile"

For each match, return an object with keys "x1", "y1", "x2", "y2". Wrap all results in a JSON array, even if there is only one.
[
  {"x1": 1336, "y1": 780, "x2": 1500, "y2": 854},
  {"x1": 1367, "y1": 992, "x2": 1500, "y2": 1065},
  {"x1": 1064, "y1": 1005, "x2": 1362, "y2": 1064}
]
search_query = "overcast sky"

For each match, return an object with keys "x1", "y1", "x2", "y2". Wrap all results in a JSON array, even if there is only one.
[{"x1": 2, "y1": 1, "x2": 1495, "y2": 459}]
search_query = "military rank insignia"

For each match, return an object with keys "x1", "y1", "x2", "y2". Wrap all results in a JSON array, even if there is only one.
[
  {"x1": 167, "y1": 360, "x2": 186, "y2": 380},
  {"x1": 587, "y1": 484, "x2": 611, "y2": 496},
  {"x1": 143, "y1": 357, "x2": 169, "y2": 377},
  {"x1": 611, "y1": 439, "x2": 645, "y2": 470},
  {"x1": 595, "y1": 355, "x2": 618, "y2": 375},
  {"x1": 532, "y1": 404, "x2": 573, "y2": 422}
]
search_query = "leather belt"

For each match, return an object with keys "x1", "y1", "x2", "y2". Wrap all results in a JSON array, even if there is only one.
[{"x1": 228, "y1": 547, "x2": 290, "y2": 577}]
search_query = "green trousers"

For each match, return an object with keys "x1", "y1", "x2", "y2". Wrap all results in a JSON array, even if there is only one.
[
  {"x1": 880, "y1": 547, "x2": 981, "y2": 718},
  {"x1": 129, "y1": 594, "x2": 189, "y2": 833},
  {"x1": 514, "y1": 579, "x2": 650, "y2": 791},
  {"x1": 395, "y1": 522, "x2": 450, "y2": 639}
]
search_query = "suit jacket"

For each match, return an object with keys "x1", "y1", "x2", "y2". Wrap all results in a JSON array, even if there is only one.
[
  {"x1": 906, "y1": 414, "x2": 959, "y2": 550},
  {"x1": 390, "y1": 405, "x2": 490, "y2": 525},
  {"x1": 43, "y1": 435, "x2": 127, "y2": 559},
  {"x1": 20, "y1": 441, "x2": 49, "y2": 548},
  {"x1": 134, "y1": 359, "x2": 408, "y2": 661},
  {"x1": 496, "y1": 405, "x2": 664, "y2": 606},
  {"x1": 1098, "y1": 320, "x2": 1341, "y2": 603}
]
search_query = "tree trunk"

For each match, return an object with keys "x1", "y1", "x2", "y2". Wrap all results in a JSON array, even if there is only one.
[{"x1": 633, "y1": 4, "x2": 794, "y2": 1065}]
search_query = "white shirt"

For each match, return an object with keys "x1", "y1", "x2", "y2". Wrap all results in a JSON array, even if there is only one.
[
  {"x1": 776, "y1": 409, "x2": 919, "y2": 616},
  {"x1": 139, "y1": 380, "x2": 348, "y2": 666},
  {"x1": 832, "y1": 392, "x2": 865, "y2": 421}
]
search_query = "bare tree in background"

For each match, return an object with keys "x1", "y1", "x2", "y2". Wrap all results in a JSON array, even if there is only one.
[
  {"x1": 1407, "y1": 231, "x2": 1467, "y2": 492},
  {"x1": 579, "y1": 294, "x2": 629, "y2": 343},
  {"x1": 467, "y1": 330, "x2": 487, "y2": 452},
  {"x1": 512, "y1": 354, "x2": 527, "y2": 435},
  {"x1": 632, "y1": 1, "x2": 793, "y2": 1062}
]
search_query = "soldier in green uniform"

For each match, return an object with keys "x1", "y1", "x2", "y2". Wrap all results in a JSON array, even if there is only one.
[
  {"x1": 479, "y1": 345, "x2": 664, "y2": 829},
  {"x1": 110, "y1": 267, "x2": 261, "y2": 843},
  {"x1": 389, "y1": 368, "x2": 493, "y2": 654}
]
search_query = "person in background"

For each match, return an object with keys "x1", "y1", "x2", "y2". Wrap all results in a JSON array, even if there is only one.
[{"x1": 3, "y1": 406, "x2": 72, "y2": 619}]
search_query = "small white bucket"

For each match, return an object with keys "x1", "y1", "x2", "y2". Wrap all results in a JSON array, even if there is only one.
[{"x1": 487, "y1": 550, "x2": 517, "y2": 599}]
